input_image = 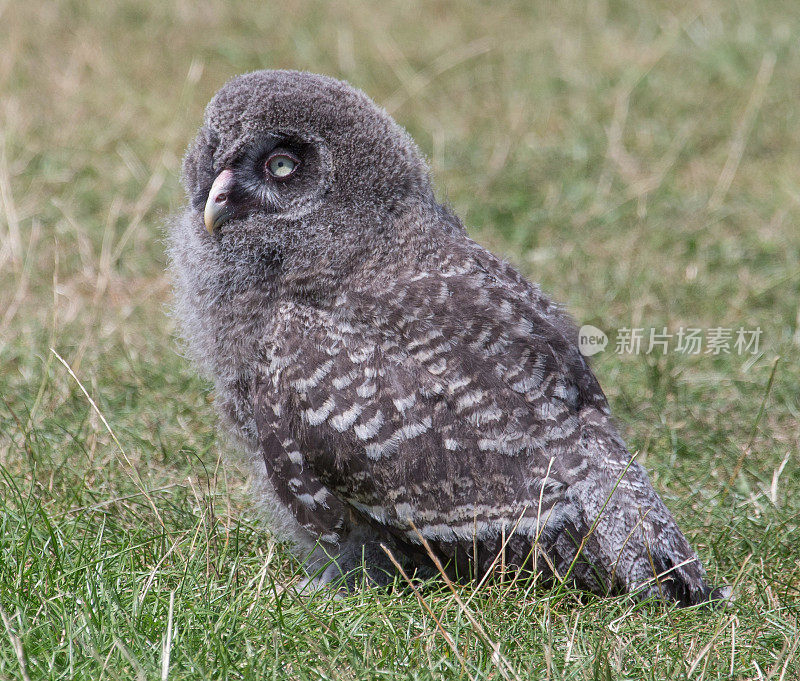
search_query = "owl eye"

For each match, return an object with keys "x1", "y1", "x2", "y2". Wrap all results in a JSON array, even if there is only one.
[{"x1": 265, "y1": 150, "x2": 300, "y2": 179}]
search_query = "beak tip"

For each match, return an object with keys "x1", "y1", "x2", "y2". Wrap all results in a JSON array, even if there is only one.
[{"x1": 203, "y1": 208, "x2": 217, "y2": 235}]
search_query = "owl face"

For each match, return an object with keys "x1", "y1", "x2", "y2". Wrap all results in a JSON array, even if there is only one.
[
  {"x1": 181, "y1": 70, "x2": 432, "y2": 255},
  {"x1": 196, "y1": 130, "x2": 333, "y2": 234}
]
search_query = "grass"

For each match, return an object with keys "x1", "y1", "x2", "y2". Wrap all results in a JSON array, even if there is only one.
[{"x1": 1, "y1": 0, "x2": 799, "y2": 678}]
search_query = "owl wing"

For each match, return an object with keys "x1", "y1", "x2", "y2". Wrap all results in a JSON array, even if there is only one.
[
  {"x1": 255, "y1": 243, "x2": 711, "y2": 598},
  {"x1": 255, "y1": 255, "x2": 612, "y2": 574},
  {"x1": 253, "y1": 386, "x2": 347, "y2": 546}
]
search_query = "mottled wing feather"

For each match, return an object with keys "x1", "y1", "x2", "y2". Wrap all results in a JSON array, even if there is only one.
[
  {"x1": 255, "y1": 256, "x2": 601, "y2": 573},
  {"x1": 253, "y1": 384, "x2": 346, "y2": 545},
  {"x1": 254, "y1": 242, "x2": 709, "y2": 595}
]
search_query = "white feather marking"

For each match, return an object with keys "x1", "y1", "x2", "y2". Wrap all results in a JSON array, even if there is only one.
[
  {"x1": 548, "y1": 415, "x2": 579, "y2": 440},
  {"x1": 332, "y1": 371, "x2": 357, "y2": 390},
  {"x1": 426, "y1": 358, "x2": 447, "y2": 375},
  {"x1": 410, "y1": 512, "x2": 567, "y2": 543},
  {"x1": 364, "y1": 441, "x2": 393, "y2": 460},
  {"x1": 349, "y1": 501, "x2": 392, "y2": 524},
  {"x1": 348, "y1": 346, "x2": 373, "y2": 364},
  {"x1": 413, "y1": 341, "x2": 451, "y2": 363},
  {"x1": 392, "y1": 394, "x2": 417, "y2": 412},
  {"x1": 456, "y1": 389, "x2": 486, "y2": 412},
  {"x1": 537, "y1": 402, "x2": 558, "y2": 420},
  {"x1": 466, "y1": 405, "x2": 503, "y2": 426},
  {"x1": 335, "y1": 321, "x2": 357, "y2": 334},
  {"x1": 297, "y1": 493, "x2": 316, "y2": 508},
  {"x1": 516, "y1": 318, "x2": 534, "y2": 335},
  {"x1": 477, "y1": 434, "x2": 527, "y2": 455},
  {"x1": 512, "y1": 355, "x2": 546, "y2": 393},
  {"x1": 406, "y1": 328, "x2": 442, "y2": 351},
  {"x1": 469, "y1": 328, "x2": 492, "y2": 351},
  {"x1": 419, "y1": 381, "x2": 444, "y2": 397},
  {"x1": 356, "y1": 381, "x2": 377, "y2": 398},
  {"x1": 365, "y1": 417, "x2": 432, "y2": 459},
  {"x1": 364, "y1": 365, "x2": 383, "y2": 379},
  {"x1": 328, "y1": 403, "x2": 363, "y2": 432},
  {"x1": 394, "y1": 502, "x2": 414, "y2": 518},
  {"x1": 292, "y1": 359, "x2": 334, "y2": 391},
  {"x1": 304, "y1": 397, "x2": 336, "y2": 426},
  {"x1": 354, "y1": 410, "x2": 384, "y2": 441},
  {"x1": 269, "y1": 350, "x2": 300, "y2": 371},
  {"x1": 399, "y1": 418, "x2": 431, "y2": 440},
  {"x1": 486, "y1": 334, "x2": 509, "y2": 355},
  {"x1": 511, "y1": 376, "x2": 538, "y2": 393},
  {"x1": 447, "y1": 376, "x2": 471, "y2": 393}
]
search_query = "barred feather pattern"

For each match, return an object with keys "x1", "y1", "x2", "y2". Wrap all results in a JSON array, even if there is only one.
[{"x1": 249, "y1": 240, "x2": 715, "y2": 602}]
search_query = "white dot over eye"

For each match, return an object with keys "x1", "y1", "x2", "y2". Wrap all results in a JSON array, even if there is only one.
[{"x1": 267, "y1": 153, "x2": 298, "y2": 178}]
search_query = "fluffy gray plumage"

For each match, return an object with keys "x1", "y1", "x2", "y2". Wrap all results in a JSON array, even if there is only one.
[{"x1": 168, "y1": 69, "x2": 726, "y2": 605}]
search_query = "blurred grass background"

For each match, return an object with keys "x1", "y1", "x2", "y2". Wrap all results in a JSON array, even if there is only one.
[{"x1": 1, "y1": 1, "x2": 798, "y2": 679}]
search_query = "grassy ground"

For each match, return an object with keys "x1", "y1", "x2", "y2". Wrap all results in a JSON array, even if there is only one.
[{"x1": 1, "y1": 1, "x2": 799, "y2": 678}]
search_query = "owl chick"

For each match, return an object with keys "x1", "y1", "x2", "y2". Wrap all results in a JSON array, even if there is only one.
[{"x1": 168, "y1": 70, "x2": 725, "y2": 605}]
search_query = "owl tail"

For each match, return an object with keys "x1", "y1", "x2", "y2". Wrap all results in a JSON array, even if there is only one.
[
  {"x1": 640, "y1": 525, "x2": 732, "y2": 606},
  {"x1": 556, "y1": 409, "x2": 730, "y2": 607},
  {"x1": 556, "y1": 470, "x2": 729, "y2": 606}
]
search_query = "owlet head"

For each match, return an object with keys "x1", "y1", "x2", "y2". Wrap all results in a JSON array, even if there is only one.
[{"x1": 182, "y1": 70, "x2": 433, "y2": 242}]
